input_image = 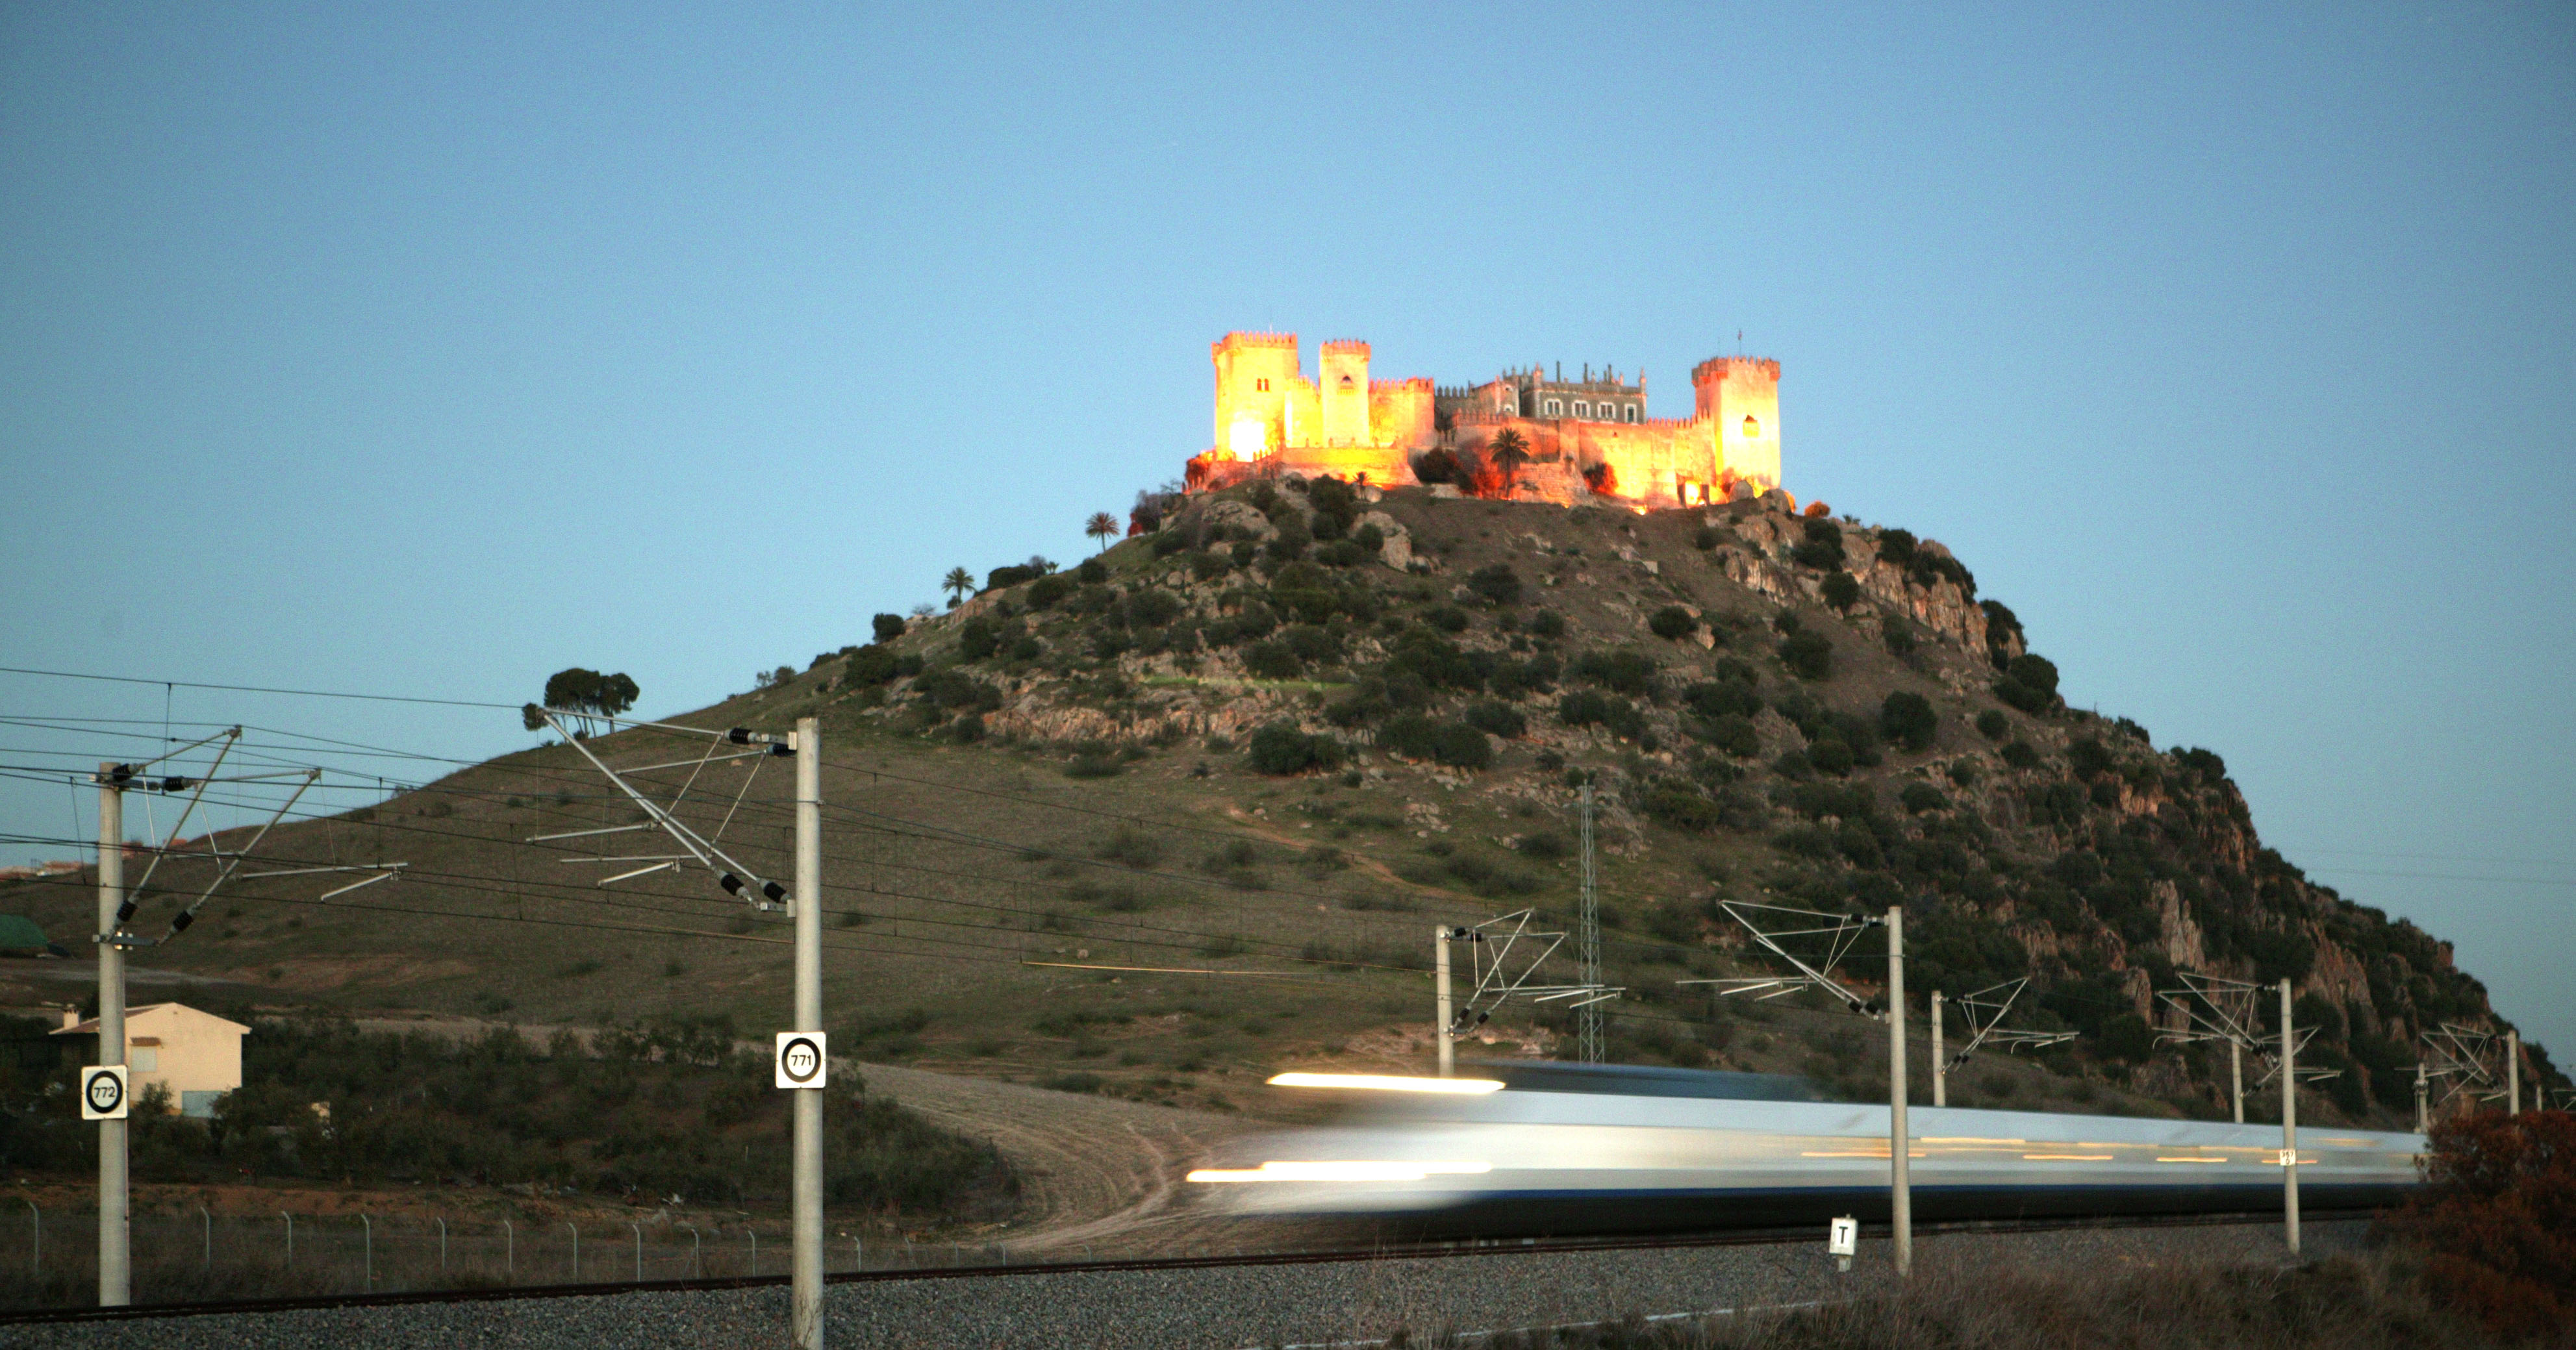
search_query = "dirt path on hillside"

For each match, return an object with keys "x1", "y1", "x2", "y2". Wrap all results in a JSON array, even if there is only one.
[
  {"x1": 853, "y1": 1062, "x2": 1257, "y2": 1258},
  {"x1": 346, "y1": 1016, "x2": 1257, "y2": 1257}
]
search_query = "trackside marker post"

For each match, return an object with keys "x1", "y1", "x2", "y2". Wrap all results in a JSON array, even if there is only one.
[{"x1": 1828, "y1": 1216, "x2": 1857, "y2": 1273}]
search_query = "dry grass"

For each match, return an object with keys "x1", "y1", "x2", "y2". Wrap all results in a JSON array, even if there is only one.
[{"x1": 1374, "y1": 1247, "x2": 2511, "y2": 1350}]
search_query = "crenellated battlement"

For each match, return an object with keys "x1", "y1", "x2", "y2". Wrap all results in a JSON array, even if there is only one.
[{"x1": 1693, "y1": 355, "x2": 1781, "y2": 384}]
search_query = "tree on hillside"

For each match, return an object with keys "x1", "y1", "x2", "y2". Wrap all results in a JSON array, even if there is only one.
[
  {"x1": 1084, "y1": 512, "x2": 1119, "y2": 552},
  {"x1": 1487, "y1": 429, "x2": 1530, "y2": 491},
  {"x1": 941, "y1": 567, "x2": 974, "y2": 609},
  {"x1": 522, "y1": 668, "x2": 639, "y2": 734}
]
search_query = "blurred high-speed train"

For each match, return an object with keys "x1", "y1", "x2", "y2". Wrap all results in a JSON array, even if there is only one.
[{"x1": 1188, "y1": 1063, "x2": 2423, "y2": 1234}]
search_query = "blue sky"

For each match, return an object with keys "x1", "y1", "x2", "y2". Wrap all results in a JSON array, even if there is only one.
[{"x1": 3, "y1": 3, "x2": 2571, "y2": 1053}]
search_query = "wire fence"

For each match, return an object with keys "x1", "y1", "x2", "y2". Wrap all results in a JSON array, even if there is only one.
[{"x1": 0, "y1": 1210, "x2": 1049, "y2": 1310}]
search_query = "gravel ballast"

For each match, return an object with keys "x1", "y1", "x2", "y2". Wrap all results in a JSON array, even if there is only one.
[{"x1": 0, "y1": 1218, "x2": 2369, "y2": 1349}]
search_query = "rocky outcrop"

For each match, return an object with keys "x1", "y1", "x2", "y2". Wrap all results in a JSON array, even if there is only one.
[{"x1": 1355, "y1": 510, "x2": 1414, "y2": 571}]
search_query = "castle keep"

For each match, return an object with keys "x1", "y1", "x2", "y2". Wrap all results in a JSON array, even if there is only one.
[{"x1": 1185, "y1": 332, "x2": 1780, "y2": 510}]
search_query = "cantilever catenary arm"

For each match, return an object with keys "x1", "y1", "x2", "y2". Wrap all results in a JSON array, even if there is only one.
[{"x1": 537, "y1": 708, "x2": 789, "y2": 908}]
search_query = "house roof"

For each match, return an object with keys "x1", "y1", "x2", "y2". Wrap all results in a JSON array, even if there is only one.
[
  {"x1": 51, "y1": 1003, "x2": 252, "y2": 1038},
  {"x1": 0, "y1": 915, "x2": 49, "y2": 949}
]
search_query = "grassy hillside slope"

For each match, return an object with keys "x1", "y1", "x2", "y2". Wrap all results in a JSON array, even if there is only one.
[{"x1": 1, "y1": 480, "x2": 2558, "y2": 1129}]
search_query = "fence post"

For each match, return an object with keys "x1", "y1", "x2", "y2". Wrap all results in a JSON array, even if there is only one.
[
  {"x1": 748, "y1": 1227, "x2": 757, "y2": 1276},
  {"x1": 852, "y1": 1234, "x2": 861, "y2": 1272},
  {"x1": 685, "y1": 1225, "x2": 700, "y2": 1277},
  {"x1": 361, "y1": 1214, "x2": 373, "y2": 1293},
  {"x1": 280, "y1": 1212, "x2": 292, "y2": 1271},
  {"x1": 199, "y1": 1206, "x2": 210, "y2": 1273},
  {"x1": 437, "y1": 1217, "x2": 447, "y2": 1277},
  {"x1": 503, "y1": 1219, "x2": 512, "y2": 1283},
  {"x1": 630, "y1": 1221, "x2": 642, "y2": 1282},
  {"x1": 566, "y1": 1222, "x2": 578, "y2": 1282}
]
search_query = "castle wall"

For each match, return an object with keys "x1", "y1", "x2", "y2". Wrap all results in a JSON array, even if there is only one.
[
  {"x1": 1451, "y1": 412, "x2": 1721, "y2": 508},
  {"x1": 1370, "y1": 377, "x2": 1435, "y2": 450}
]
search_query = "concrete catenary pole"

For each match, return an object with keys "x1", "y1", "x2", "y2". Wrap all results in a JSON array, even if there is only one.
[
  {"x1": 1888, "y1": 906, "x2": 1910, "y2": 1277},
  {"x1": 2507, "y1": 1031, "x2": 2519, "y2": 1116},
  {"x1": 1435, "y1": 927, "x2": 1454, "y2": 1078},
  {"x1": 1577, "y1": 785, "x2": 1600, "y2": 1064},
  {"x1": 1930, "y1": 992, "x2": 1945, "y2": 1108},
  {"x1": 2280, "y1": 978, "x2": 2299, "y2": 1256},
  {"x1": 2414, "y1": 1062, "x2": 2429, "y2": 1134},
  {"x1": 2230, "y1": 1038, "x2": 2245, "y2": 1125},
  {"x1": 791, "y1": 717, "x2": 824, "y2": 1349},
  {"x1": 94, "y1": 766, "x2": 129, "y2": 1306}
]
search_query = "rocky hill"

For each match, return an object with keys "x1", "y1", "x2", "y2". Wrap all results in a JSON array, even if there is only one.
[{"x1": 2, "y1": 477, "x2": 2557, "y2": 1130}]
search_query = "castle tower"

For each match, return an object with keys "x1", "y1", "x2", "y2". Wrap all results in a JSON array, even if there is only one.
[
  {"x1": 1693, "y1": 356, "x2": 1782, "y2": 491},
  {"x1": 1211, "y1": 332, "x2": 1302, "y2": 458},
  {"x1": 1319, "y1": 340, "x2": 1371, "y2": 446}
]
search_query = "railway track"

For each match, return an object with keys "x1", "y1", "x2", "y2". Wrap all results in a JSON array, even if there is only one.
[{"x1": 0, "y1": 1206, "x2": 2355, "y2": 1327}]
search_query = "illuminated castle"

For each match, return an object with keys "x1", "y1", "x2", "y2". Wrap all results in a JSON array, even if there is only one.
[{"x1": 1185, "y1": 332, "x2": 1780, "y2": 510}]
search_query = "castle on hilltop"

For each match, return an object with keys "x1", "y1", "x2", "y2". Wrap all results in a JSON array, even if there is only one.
[{"x1": 1184, "y1": 332, "x2": 1781, "y2": 510}]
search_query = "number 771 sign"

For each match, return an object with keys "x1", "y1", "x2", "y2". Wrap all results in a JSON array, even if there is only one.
[{"x1": 774, "y1": 1032, "x2": 827, "y2": 1090}]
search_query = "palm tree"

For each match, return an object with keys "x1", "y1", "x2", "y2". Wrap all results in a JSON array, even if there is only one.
[
  {"x1": 941, "y1": 566, "x2": 974, "y2": 608},
  {"x1": 1488, "y1": 429, "x2": 1531, "y2": 491},
  {"x1": 1085, "y1": 511, "x2": 1120, "y2": 552}
]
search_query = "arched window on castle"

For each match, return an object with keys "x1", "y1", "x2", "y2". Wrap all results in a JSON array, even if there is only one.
[
  {"x1": 1624, "y1": 405, "x2": 1639, "y2": 423},
  {"x1": 1545, "y1": 399, "x2": 1561, "y2": 416},
  {"x1": 1743, "y1": 415, "x2": 1762, "y2": 438},
  {"x1": 1572, "y1": 401, "x2": 1589, "y2": 418}
]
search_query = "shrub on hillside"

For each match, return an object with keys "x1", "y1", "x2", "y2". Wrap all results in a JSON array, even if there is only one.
[
  {"x1": 1572, "y1": 649, "x2": 1660, "y2": 695},
  {"x1": 844, "y1": 646, "x2": 900, "y2": 686},
  {"x1": 1780, "y1": 630, "x2": 1834, "y2": 681},
  {"x1": 1244, "y1": 723, "x2": 1345, "y2": 775},
  {"x1": 1790, "y1": 517, "x2": 1845, "y2": 569},
  {"x1": 1899, "y1": 781, "x2": 1950, "y2": 814},
  {"x1": 1526, "y1": 610, "x2": 1565, "y2": 638},
  {"x1": 2384, "y1": 1112, "x2": 2576, "y2": 1340},
  {"x1": 1467, "y1": 564, "x2": 1522, "y2": 606},
  {"x1": 1682, "y1": 677, "x2": 1762, "y2": 720},
  {"x1": 1695, "y1": 712, "x2": 1762, "y2": 758},
  {"x1": 1241, "y1": 640, "x2": 1304, "y2": 679},
  {"x1": 1821, "y1": 571, "x2": 1860, "y2": 612},
  {"x1": 1994, "y1": 652, "x2": 2060, "y2": 713},
  {"x1": 1642, "y1": 786, "x2": 1728, "y2": 834},
  {"x1": 1559, "y1": 688, "x2": 1650, "y2": 742},
  {"x1": 1648, "y1": 606, "x2": 1698, "y2": 640},
  {"x1": 1976, "y1": 708, "x2": 2010, "y2": 740},
  {"x1": 1879, "y1": 691, "x2": 1938, "y2": 752},
  {"x1": 2001, "y1": 738, "x2": 2041, "y2": 769},
  {"x1": 1875, "y1": 527, "x2": 1917, "y2": 569},
  {"x1": 1077, "y1": 556, "x2": 1108, "y2": 584},
  {"x1": 1463, "y1": 701, "x2": 1526, "y2": 738},
  {"x1": 872, "y1": 613, "x2": 908, "y2": 644},
  {"x1": 1027, "y1": 573, "x2": 1076, "y2": 610},
  {"x1": 958, "y1": 618, "x2": 1001, "y2": 661}
]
